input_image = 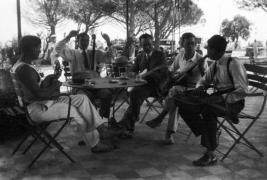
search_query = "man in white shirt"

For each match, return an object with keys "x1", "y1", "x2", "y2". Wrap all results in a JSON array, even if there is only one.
[
  {"x1": 55, "y1": 30, "x2": 113, "y2": 120},
  {"x1": 177, "y1": 35, "x2": 248, "y2": 166},
  {"x1": 146, "y1": 32, "x2": 208, "y2": 144}
]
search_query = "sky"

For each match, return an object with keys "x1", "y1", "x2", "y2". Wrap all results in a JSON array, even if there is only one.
[{"x1": 1, "y1": 0, "x2": 267, "y2": 47}]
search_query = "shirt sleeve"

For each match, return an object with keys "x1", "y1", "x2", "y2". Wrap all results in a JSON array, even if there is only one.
[
  {"x1": 228, "y1": 59, "x2": 248, "y2": 99},
  {"x1": 55, "y1": 39, "x2": 75, "y2": 62}
]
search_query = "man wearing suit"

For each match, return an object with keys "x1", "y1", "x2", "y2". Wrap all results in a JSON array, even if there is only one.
[
  {"x1": 117, "y1": 33, "x2": 170, "y2": 138},
  {"x1": 55, "y1": 30, "x2": 113, "y2": 119}
]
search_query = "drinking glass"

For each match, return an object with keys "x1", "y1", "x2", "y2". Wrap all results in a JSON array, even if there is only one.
[
  {"x1": 119, "y1": 67, "x2": 127, "y2": 78},
  {"x1": 106, "y1": 64, "x2": 113, "y2": 77}
]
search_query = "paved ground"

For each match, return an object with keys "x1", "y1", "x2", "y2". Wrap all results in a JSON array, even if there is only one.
[{"x1": 0, "y1": 94, "x2": 267, "y2": 180}]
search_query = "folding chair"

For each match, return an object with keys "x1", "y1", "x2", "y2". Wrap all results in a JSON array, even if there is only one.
[
  {"x1": 10, "y1": 71, "x2": 75, "y2": 169},
  {"x1": 139, "y1": 96, "x2": 164, "y2": 123},
  {"x1": 213, "y1": 64, "x2": 266, "y2": 161}
]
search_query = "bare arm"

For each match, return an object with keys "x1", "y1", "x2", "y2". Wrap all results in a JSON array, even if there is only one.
[{"x1": 55, "y1": 30, "x2": 78, "y2": 62}]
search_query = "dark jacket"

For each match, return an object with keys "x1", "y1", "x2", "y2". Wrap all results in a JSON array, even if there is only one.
[{"x1": 132, "y1": 50, "x2": 170, "y2": 95}]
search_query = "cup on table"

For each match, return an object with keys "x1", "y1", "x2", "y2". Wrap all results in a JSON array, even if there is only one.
[
  {"x1": 105, "y1": 64, "x2": 113, "y2": 77},
  {"x1": 119, "y1": 67, "x2": 127, "y2": 78}
]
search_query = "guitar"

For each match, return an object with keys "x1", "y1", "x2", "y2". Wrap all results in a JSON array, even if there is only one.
[{"x1": 40, "y1": 60, "x2": 62, "y2": 90}]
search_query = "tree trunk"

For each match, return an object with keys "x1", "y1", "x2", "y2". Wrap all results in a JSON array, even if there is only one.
[
  {"x1": 128, "y1": 0, "x2": 135, "y2": 58},
  {"x1": 50, "y1": 25, "x2": 56, "y2": 35},
  {"x1": 129, "y1": 0, "x2": 135, "y2": 37},
  {"x1": 153, "y1": 4, "x2": 160, "y2": 50}
]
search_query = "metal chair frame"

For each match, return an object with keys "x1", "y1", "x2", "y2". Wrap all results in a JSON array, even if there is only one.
[
  {"x1": 214, "y1": 64, "x2": 266, "y2": 161},
  {"x1": 10, "y1": 71, "x2": 75, "y2": 169},
  {"x1": 139, "y1": 96, "x2": 164, "y2": 123}
]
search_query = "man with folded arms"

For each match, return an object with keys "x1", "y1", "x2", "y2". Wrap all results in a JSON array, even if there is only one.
[
  {"x1": 177, "y1": 35, "x2": 248, "y2": 166},
  {"x1": 146, "y1": 32, "x2": 208, "y2": 144},
  {"x1": 55, "y1": 30, "x2": 113, "y2": 120}
]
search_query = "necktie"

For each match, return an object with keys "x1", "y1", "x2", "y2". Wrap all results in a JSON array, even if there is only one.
[{"x1": 82, "y1": 50, "x2": 89, "y2": 69}]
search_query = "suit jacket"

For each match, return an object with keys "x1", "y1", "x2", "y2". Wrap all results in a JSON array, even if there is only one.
[{"x1": 131, "y1": 50, "x2": 170, "y2": 95}]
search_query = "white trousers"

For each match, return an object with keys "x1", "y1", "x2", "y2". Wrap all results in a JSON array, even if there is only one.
[
  {"x1": 165, "y1": 97, "x2": 179, "y2": 133},
  {"x1": 27, "y1": 94, "x2": 105, "y2": 147}
]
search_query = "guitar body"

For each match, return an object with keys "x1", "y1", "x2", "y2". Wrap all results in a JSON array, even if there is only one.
[{"x1": 40, "y1": 61, "x2": 62, "y2": 92}]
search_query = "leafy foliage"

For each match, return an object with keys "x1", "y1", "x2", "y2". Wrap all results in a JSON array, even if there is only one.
[
  {"x1": 25, "y1": 0, "x2": 66, "y2": 34},
  {"x1": 235, "y1": 0, "x2": 267, "y2": 12},
  {"x1": 220, "y1": 15, "x2": 251, "y2": 48},
  {"x1": 60, "y1": 0, "x2": 117, "y2": 33},
  {"x1": 143, "y1": 0, "x2": 203, "y2": 48}
]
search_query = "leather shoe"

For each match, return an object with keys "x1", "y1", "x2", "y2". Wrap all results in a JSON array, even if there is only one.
[
  {"x1": 118, "y1": 129, "x2": 134, "y2": 139},
  {"x1": 146, "y1": 118, "x2": 162, "y2": 128},
  {"x1": 193, "y1": 153, "x2": 217, "y2": 166},
  {"x1": 164, "y1": 131, "x2": 175, "y2": 145},
  {"x1": 91, "y1": 142, "x2": 114, "y2": 153},
  {"x1": 99, "y1": 127, "x2": 120, "y2": 140}
]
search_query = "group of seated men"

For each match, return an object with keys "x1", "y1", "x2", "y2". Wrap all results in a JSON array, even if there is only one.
[{"x1": 12, "y1": 30, "x2": 248, "y2": 167}]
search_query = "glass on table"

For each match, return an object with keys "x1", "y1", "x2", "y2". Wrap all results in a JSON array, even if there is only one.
[
  {"x1": 105, "y1": 64, "x2": 113, "y2": 77},
  {"x1": 119, "y1": 67, "x2": 127, "y2": 79}
]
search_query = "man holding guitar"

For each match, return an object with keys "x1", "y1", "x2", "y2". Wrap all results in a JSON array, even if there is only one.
[
  {"x1": 146, "y1": 32, "x2": 208, "y2": 144},
  {"x1": 116, "y1": 33, "x2": 169, "y2": 138},
  {"x1": 55, "y1": 30, "x2": 113, "y2": 120}
]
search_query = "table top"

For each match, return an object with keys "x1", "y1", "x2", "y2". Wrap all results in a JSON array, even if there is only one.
[{"x1": 63, "y1": 77, "x2": 147, "y2": 89}]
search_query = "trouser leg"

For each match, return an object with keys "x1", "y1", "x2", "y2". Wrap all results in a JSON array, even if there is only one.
[
  {"x1": 166, "y1": 98, "x2": 179, "y2": 133},
  {"x1": 57, "y1": 94, "x2": 105, "y2": 147},
  {"x1": 178, "y1": 102, "x2": 203, "y2": 137},
  {"x1": 96, "y1": 89, "x2": 112, "y2": 118},
  {"x1": 119, "y1": 86, "x2": 156, "y2": 131},
  {"x1": 201, "y1": 100, "x2": 245, "y2": 151}
]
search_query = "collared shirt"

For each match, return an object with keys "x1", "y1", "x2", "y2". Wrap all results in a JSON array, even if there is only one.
[
  {"x1": 169, "y1": 50, "x2": 208, "y2": 87},
  {"x1": 197, "y1": 55, "x2": 248, "y2": 103},
  {"x1": 55, "y1": 39, "x2": 111, "y2": 75}
]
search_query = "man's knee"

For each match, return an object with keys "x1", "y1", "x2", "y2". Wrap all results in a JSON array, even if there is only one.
[{"x1": 73, "y1": 94, "x2": 90, "y2": 103}]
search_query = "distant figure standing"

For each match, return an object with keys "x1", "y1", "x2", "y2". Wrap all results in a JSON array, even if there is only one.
[{"x1": 253, "y1": 39, "x2": 258, "y2": 59}]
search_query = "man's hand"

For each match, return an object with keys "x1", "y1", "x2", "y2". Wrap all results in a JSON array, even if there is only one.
[
  {"x1": 168, "y1": 85, "x2": 186, "y2": 98},
  {"x1": 138, "y1": 69, "x2": 147, "y2": 78},
  {"x1": 172, "y1": 71, "x2": 182, "y2": 79},
  {"x1": 66, "y1": 30, "x2": 79, "y2": 39}
]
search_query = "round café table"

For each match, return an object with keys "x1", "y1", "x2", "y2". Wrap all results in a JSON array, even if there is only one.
[{"x1": 63, "y1": 77, "x2": 147, "y2": 123}]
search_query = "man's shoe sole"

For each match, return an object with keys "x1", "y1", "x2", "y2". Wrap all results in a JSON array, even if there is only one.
[{"x1": 193, "y1": 158, "x2": 217, "y2": 167}]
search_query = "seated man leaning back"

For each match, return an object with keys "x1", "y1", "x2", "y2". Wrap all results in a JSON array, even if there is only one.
[
  {"x1": 146, "y1": 32, "x2": 208, "y2": 144},
  {"x1": 13, "y1": 35, "x2": 117, "y2": 153},
  {"x1": 115, "y1": 33, "x2": 170, "y2": 138},
  {"x1": 55, "y1": 30, "x2": 113, "y2": 120}
]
